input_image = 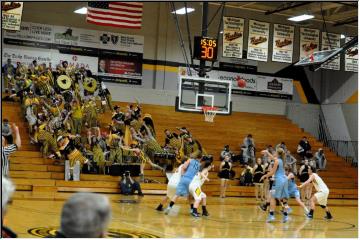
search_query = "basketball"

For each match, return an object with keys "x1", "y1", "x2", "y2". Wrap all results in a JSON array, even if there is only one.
[{"x1": 237, "y1": 79, "x2": 246, "y2": 88}]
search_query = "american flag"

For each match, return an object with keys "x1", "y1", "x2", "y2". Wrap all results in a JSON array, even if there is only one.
[{"x1": 87, "y1": 2, "x2": 143, "y2": 29}]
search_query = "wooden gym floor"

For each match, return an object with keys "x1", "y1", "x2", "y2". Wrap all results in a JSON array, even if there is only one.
[{"x1": 4, "y1": 195, "x2": 358, "y2": 238}]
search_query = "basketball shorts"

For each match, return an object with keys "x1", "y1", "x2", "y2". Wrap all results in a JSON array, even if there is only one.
[
  {"x1": 271, "y1": 179, "x2": 289, "y2": 199},
  {"x1": 289, "y1": 189, "x2": 300, "y2": 199},
  {"x1": 314, "y1": 191, "x2": 329, "y2": 206},
  {"x1": 189, "y1": 178, "x2": 206, "y2": 201},
  {"x1": 175, "y1": 177, "x2": 192, "y2": 197}
]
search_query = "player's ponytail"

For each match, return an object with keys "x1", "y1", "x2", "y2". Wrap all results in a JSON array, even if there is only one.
[{"x1": 276, "y1": 148, "x2": 286, "y2": 160}]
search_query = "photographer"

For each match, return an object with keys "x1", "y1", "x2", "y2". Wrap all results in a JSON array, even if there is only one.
[{"x1": 120, "y1": 171, "x2": 144, "y2": 196}]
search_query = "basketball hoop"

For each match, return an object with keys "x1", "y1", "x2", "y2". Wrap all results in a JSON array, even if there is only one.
[
  {"x1": 304, "y1": 48, "x2": 315, "y2": 62},
  {"x1": 201, "y1": 106, "x2": 218, "y2": 122}
]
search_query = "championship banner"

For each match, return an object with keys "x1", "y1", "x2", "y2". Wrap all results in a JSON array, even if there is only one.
[
  {"x1": 345, "y1": 37, "x2": 358, "y2": 72},
  {"x1": 222, "y1": 17, "x2": 244, "y2": 58},
  {"x1": 178, "y1": 67, "x2": 293, "y2": 99},
  {"x1": 299, "y1": 28, "x2": 320, "y2": 60},
  {"x1": 321, "y1": 32, "x2": 341, "y2": 70},
  {"x1": 2, "y1": 2, "x2": 23, "y2": 31},
  {"x1": 272, "y1": 24, "x2": 294, "y2": 63},
  {"x1": 247, "y1": 20, "x2": 270, "y2": 62}
]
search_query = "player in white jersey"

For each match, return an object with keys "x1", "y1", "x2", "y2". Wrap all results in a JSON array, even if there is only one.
[
  {"x1": 156, "y1": 163, "x2": 184, "y2": 211},
  {"x1": 189, "y1": 161, "x2": 213, "y2": 216},
  {"x1": 299, "y1": 166, "x2": 333, "y2": 220}
]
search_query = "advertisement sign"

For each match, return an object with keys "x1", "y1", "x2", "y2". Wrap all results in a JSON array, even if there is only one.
[
  {"x1": 247, "y1": 20, "x2": 270, "y2": 62},
  {"x1": 321, "y1": 32, "x2": 341, "y2": 70},
  {"x1": 178, "y1": 67, "x2": 293, "y2": 99},
  {"x1": 345, "y1": 36, "x2": 358, "y2": 72},
  {"x1": 299, "y1": 28, "x2": 320, "y2": 61},
  {"x1": 2, "y1": 2, "x2": 23, "y2": 31},
  {"x1": 53, "y1": 26, "x2": 99, "y2": 49},
  {"x1": 98, "y1": 31, "x2": 144, "y2": 53},
  {"x1": 272, "y1": 24, "x2": 294, "y2": 63},
  {"x1": 3, "y1": 21, "x2": 54, "y2": 44},
  {"x1": 222, "y1": 17, "x2": 244, "y2": 58}
]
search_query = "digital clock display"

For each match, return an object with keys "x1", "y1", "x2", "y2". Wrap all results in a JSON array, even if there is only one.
[{"x1": 193, "y1": 36, "x2": 218, "y2": 61}]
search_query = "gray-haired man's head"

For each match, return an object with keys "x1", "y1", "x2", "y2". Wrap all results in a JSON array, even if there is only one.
[
  {"x1": 2, "y1": 177, "x2": 15, "y2": 216},
  {"x1": 60, "y1": 193, "x2": 111, "y2": 238}
]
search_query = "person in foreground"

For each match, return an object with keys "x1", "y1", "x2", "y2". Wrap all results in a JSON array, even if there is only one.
[
  {"x1": 2, "y1": 177, "x2": 17, "y2": 238},
  {"x1": 299, "y1": 166, "x2": 333, "y2": 220},
  {"x1": 54, "y1": 192, "x2": 111, "y2": 237}
]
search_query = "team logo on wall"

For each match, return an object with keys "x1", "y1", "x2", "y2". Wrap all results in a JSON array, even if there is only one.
[
  {"x1": 28, "y1": 227, "x2": 160, "y2": 238},
  {"x1": 111, "y1": 35, "x2": 119, "y2": 44},
  {"x1": 100, "y1": 34, "x2": 111, "y2": 44},
  {"x1": 267, "y1": 79, "x2": 283, "y2": 91}
]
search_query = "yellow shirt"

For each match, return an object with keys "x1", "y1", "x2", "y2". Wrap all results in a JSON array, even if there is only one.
[{"x1": 72, "y1": 105, "x2": 83, "y2": 119}]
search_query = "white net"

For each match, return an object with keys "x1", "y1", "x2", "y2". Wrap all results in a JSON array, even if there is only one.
[{"x1": 203, "y1": 107, "x2": 218, "y2": 122}]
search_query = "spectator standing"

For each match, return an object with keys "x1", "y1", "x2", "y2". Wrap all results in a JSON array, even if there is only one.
[
  {"x1": 252, "y1": 158, "x2": 265, "y2": 202},
  {"x1": 218, "y1": 155, "x2": 234, "y2": 198},
  {"x1": 242, "y1": 134, "x2": 255, "y2": 165},
  {"x1": 297, "y1": 136, "x2": 312, "y2": 159},
  {"x1": 314, "y1": 148, "x2": 327, "y2": 170},
  {"x1": 285, "y1": 150, "x2": 297, "y2": 175},
  {"x1": 2, "y1": 123, "x2": 21, "y2": 177}
]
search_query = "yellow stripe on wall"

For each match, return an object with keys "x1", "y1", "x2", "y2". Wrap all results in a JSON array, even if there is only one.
[
  {"x1": 143, "y1": 64, "x2": 178, "y2": 73},
  {"x1": 293, "y1": 80, "x2": 308, "y2": 104},
  {"x1": 345, "y1": 91, "x2": 358, "y2": 103}
]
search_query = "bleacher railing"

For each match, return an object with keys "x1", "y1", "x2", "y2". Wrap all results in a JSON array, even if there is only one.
[{"x1": 318, "y1": 108, "x2": 358, "y2": 167}]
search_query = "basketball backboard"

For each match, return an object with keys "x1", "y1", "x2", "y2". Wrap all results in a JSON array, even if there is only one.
[
  {"x1": 176, "y1": 76, "x2": 232, "y2": 115},
  {"x1": 294, "y1": 48, "x2": 342, "y2": 67}
]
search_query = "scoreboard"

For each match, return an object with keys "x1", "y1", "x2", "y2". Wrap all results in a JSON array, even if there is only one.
[{"x1": 193, "y1": 36, "x2": 218, "y2": 61}]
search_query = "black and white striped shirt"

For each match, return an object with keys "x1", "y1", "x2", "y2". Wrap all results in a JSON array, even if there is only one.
[{"x1": 2, "y1": 144, "x2": 17, "y2": 176}]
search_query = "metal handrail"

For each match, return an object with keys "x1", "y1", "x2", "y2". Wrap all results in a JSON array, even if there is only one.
[{"x1": 318, "y1": 108, "x2": 358, "y2": 167}]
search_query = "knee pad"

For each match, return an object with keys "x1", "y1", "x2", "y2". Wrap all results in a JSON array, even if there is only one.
[{"x1": 320, "y1": 205, "x2": 326, "y2": 209}]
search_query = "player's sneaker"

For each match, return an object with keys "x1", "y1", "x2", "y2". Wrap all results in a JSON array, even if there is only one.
[
  {"x1": 324, "y1": 215, "x2": 333, "y2": 220},
  {"x1": 266, "y1": 215, "x2": 275, "y2": 223},
  {"x1": 156, "y1": 205, "x2": 163, "y2": 211},
  {"x1": 164, "y1": 207, "x2": 171, "y2": 215},
  {"x1": 190, "y1": 208, "x2": 193, "y2": 214},
  {"x1": 304, "y1": 207, "x2": 309, "y2": 215},
  {"x1": 282, "y1": 214, "x2": 289, "y2": 223},
  {"x1": 259, "y1": 204, "x2": 267, "y2": 212},
  {"x1": 191, "y1": 212, "x2": 201, "y2": 218},
  {"x1": 305, "y1": 213, "x2": 313, "y2": 219},
  {"x1": 202, "y1": 210, "x2": 209, "y2": 216},
  {"x1": 287, "y1": 207, "x2": 293, "y2": 214}
]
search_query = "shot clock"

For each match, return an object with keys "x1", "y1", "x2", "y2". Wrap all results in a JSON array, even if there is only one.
[{"x1": 193, "y1": 36, "x2": 218, "y2": 61}]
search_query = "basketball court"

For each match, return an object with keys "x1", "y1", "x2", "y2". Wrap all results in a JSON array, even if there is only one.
[
  {"x1": 5, "y1": 195, "x2": 358, "y2": 238},
  {"x1": 1, "y1": 1, "x2": 359, "y2": 239}
]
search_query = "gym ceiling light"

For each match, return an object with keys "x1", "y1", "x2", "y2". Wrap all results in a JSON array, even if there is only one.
[
  {"x1": 288, "y1": 14, "x2": 314, "y2": 22},
  {"x1": 171, "y1": 7, "x2": 195, "y2": 15},
  {"x1": 74, "y1": 7, "x2": 87, "y2": 14}
]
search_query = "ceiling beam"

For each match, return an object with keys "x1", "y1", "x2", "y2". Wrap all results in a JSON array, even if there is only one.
[
  {"x1": 333, "y1": 17, "x2": 358, "y2": 27},
  {"x1": 265, "y1": 2, "x2": 312, "y2": 15},
  {"x1": 327, "y1": 8, "x2": 358, "y2": 21}
]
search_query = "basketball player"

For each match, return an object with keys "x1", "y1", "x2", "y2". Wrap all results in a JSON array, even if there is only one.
[
  {"x1": 156, "y1": 161, "x2": 185, "y2": 211},
  {"x1": 283, "y1": 165, "x2": 309, "y2": 214},
  {"x1": 299, "y1": 166, "x2": 333, "y2": 220},
  {"x1": 260, "y1": 148, "x2": 289, "y2": 223},
  {"x1": 189, "y1": 161, "x2": 213, "y2": 217},
  {"x1": 164, "y1": 151, "x2": 202, "y2": 217}
]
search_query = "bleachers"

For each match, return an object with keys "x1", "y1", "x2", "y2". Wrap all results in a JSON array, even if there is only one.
[{"x1": 3, "y1": 100, "x2": 358, "y2": 200}]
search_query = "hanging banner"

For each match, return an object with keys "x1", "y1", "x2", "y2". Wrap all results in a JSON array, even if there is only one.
[
  {"x1": 272, "y1": 24, "x2": 294, "y2": 63},
  {"x1": 345, "y1": 37, "x2": 358, "y2": 72},
  {"x1": 178, "y1": 67, "x2": 293, "y2": 99},
  {"x1": 222, "y1": 16, "x2": 244, "y2": 58},
  {"x1": 247, "y1": 20, "x2": 270, "y2": 62},
  {"x1": 299, "y1": 28, "x2": 320, "y2": 60},
  {"x1": 321, "y1": 32, "x2": 341, "y2": 70},
  {"x1": 1, "y1": 2, "x2": 23, "y2": 31}
]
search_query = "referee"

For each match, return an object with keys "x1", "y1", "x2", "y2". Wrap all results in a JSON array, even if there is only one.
[{"x1": 2, "y1": 123, "x2": 21, "y2": 177}]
